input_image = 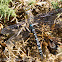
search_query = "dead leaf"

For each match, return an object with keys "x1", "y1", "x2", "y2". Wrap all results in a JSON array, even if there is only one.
[{"x1": 0, "y1": 24, "x2": 3, "y2": 33}]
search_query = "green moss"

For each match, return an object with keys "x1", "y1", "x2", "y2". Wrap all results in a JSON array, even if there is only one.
[
  {"x1": 0, "y1": 0, "x2": 16, "y2": 21},
  {"x1": 60, "y1": 0, "x2": 62, "y2": 2},
  {"x1": 51, "y1": 1, "x2": 59, "y2": 9}
]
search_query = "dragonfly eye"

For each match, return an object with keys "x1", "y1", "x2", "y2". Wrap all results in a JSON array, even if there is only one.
[{"x1": 29, "y1": 24, "x2": 32, "y2": 27}]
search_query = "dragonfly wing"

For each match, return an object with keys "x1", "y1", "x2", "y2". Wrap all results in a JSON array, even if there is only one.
[
  {"x1": 1, "y1": 22, "x2": 25, "y2": 34},
  {"x1": 1, "y1": 24, "x2": 19, "y2": 34},
  {"x1": 34, "y1": 8, "x2": 62, "y2": 26}
]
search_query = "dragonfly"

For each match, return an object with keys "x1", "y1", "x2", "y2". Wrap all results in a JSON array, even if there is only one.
[{"x1": 1, "y1": 8, "x2": 62, "y2": 60}]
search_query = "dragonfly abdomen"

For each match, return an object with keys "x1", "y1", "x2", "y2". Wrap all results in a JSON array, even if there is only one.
[{"x1": 30, "y1": 24, "x2": 43, "y2": 59}]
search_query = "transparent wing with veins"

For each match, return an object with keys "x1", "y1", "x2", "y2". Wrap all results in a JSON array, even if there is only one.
[
  {"x1": 1, "y1": 22, "x2": 25, "y2": 35},
  {"x1": 1, "y1": 22, "x2": 26, "y2": 44}
]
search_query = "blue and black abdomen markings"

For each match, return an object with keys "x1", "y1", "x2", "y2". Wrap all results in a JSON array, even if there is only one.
[{"x1": 29, "y1": 24, "x2": 43, "y2": 59}]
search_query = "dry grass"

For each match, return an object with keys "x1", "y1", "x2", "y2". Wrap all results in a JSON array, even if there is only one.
[{"x1": 0, "y1": 0, "x2": 62, "y2": 62}]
